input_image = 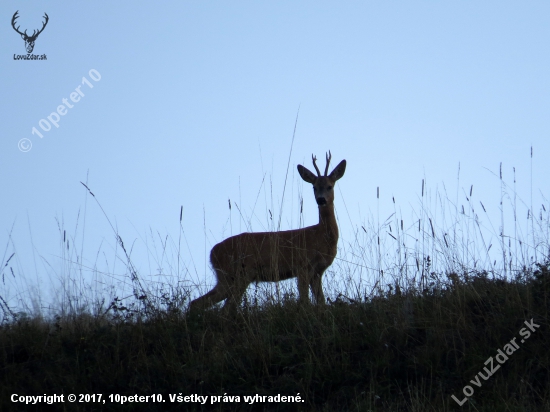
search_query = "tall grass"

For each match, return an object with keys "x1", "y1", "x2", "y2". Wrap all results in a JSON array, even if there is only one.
[{"x1": 0, "y1": 157, "x2": 549, "y2": 411}]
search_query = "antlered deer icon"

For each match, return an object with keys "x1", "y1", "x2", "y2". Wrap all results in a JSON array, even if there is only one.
[{"x1": 11, "y1": 11, "x2": 49, "y2": 53}]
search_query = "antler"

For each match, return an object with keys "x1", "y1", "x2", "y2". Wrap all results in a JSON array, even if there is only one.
[
  {"x1": 312, "y1": 154, "x2": 321, "y2": 176},
  {"x1": 33, "y1": 13, "x2": 49, "y2": 38},
  {"x1": 11, "y1": 11, "x2": 48, "y2": 39},
  {"x1": 324, "y1": 151, "x2": 332, "y2": 176},
  {"x1": 11, "y1": 11, "x2": 25, "y2": 36}
]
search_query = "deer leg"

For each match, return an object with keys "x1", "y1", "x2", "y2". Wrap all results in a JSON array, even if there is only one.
[
  {"x1": 189, "y1": 284, "x2": 230, "y2": 311},
  {"x1": 189, "y1": 288, "x2": 216, "y2": 311},
  {"x1": 189, "y1": 268, "x2": 234, "y2": 311},
  {"x1": 310, "y1": 272, "x2": 325, "y2": 305},
  {"x1": 223, "y1": 281, "x2": 248, "y2": 312}
]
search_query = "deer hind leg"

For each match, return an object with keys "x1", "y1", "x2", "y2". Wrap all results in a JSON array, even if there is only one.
[
  {"x1": 189, "y1": 269, "x2": 233, "y2": 311},
  {"x1": 189, "y1": 284, "x2": 229, "y2": 311},
  {"x1": 221, "y1": 263, "x2": 253, "y2": 312},
  {"x1": 222, "y1": 280, "x2": 248, "y2": 312},
  {"x1": 310, "y1": 272, "x2": 326, "y2": 305}
]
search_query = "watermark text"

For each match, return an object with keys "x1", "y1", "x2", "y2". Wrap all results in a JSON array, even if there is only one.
[
  {"x1": 19, "y1": 69, "x2": 101, "y2": 152},
  {"x1": 452, "y1": 318, "x2": 540, "y2": 406}
]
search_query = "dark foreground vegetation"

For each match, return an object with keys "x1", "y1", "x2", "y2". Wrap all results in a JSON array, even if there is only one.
[{"x1": 1, "y1": 263, "x2": 549, "y2": 411}]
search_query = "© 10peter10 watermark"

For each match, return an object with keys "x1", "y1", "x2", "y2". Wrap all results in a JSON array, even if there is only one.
[
  {"x1": 451, "y1": 318, "x2": 540, "y2": 406},
  {"x1": 18, "y1": 69, "x2": 101, "y2": 153}
]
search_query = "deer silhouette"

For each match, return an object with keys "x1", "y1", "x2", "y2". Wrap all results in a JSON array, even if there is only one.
[{"x1": 189, "y1": 152, "x2": 346, "y2": 311}]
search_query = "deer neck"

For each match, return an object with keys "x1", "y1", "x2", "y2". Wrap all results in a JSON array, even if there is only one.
[{"x1": 317, "y1": 204, "x2": 339, "y2": 241}]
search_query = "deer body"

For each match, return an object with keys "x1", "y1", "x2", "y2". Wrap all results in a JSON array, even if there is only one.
[{"x1": 189, "y1": 152, "x2": 346, "y2": 311}]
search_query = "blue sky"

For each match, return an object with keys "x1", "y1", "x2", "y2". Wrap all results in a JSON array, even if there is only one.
[{"x1": 1, "y1": 2, "x2": 549, "y2": 312}]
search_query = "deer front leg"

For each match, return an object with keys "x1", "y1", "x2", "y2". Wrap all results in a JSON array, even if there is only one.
[{"x1": 310, "y1": 272, "x2": 325, "y2": 305}]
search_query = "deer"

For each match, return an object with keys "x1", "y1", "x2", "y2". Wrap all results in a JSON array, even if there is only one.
[
  {"x1": 11, "y1": 11, "x2": 49, "y2": 54},
  {"x1": 189, "y1": 151, "x2": 346, "y2": 312}
]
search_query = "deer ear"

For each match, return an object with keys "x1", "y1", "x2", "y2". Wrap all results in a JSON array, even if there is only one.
[
  {"x1": 297, "y1": 165, "x2": 317, "y2": 184},
  {"x1": 329, "y1": 160, "x2": 346, "y2": 181}
]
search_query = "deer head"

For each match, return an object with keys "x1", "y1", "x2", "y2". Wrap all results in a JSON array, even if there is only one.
[
  {"x1": 12, "y1": 11, "x2": 49, "y2": 53},
  {"x1": 297, "y1": 151, "x2": 346, "y2": 207}
]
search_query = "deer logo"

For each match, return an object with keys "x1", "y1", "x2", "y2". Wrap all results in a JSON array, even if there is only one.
[
  {"x1": 11, "y1": 11, "x2": 49, "y2": 54},
  {"x1": 189, "y1": 151, "x2": 346, "y2": 312}
]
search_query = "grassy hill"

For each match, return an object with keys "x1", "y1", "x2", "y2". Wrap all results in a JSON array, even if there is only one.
[{"x1": 1, "y1": 263, "x2": 549, "y2": 411}]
